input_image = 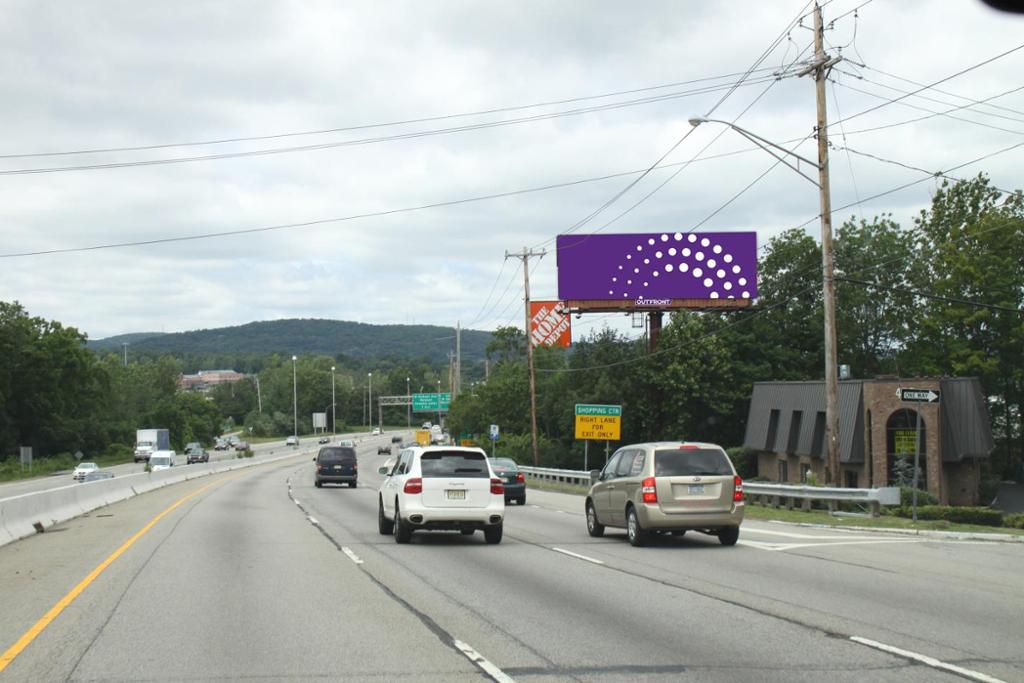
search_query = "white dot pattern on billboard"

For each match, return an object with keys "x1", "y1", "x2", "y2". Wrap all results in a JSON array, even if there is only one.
[{"x1": 607, "y1": 232, "x2": 751, "y2": 301}]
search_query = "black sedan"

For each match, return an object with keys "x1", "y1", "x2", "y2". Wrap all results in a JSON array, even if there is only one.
[{"x1": 490, "y1": 457, "x2": 526, "y2": 505}]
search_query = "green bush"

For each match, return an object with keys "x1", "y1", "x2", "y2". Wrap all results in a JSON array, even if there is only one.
[
  {"x1": 1002, "y1": 513, "x2": 1024, "y2": 529},
  {"x1": 726, "y1": 447, "x2": 758, "y2": 479},
  {"x1": 892, "y1": 505, "x2": 1004, "y2": 527},
  {"x1": 899, "y1": 487, "x2": 938, "y2": 507}
]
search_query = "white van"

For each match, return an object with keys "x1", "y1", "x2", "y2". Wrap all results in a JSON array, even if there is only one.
[{"x1": 149, "y1": 451, "x2": 176, "y2": 471}]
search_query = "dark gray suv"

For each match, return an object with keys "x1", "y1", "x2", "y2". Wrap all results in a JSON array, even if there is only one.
[{"x1": 315, "y1": 446, "x2": 358, "y2": 488}]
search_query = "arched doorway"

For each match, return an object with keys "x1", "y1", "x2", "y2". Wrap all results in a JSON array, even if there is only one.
[{"x1": 887, "y1": 409, "x2": 926, "y2": 488}]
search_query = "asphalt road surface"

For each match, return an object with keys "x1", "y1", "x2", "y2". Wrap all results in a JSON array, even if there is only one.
[{"x1": 1, "y1": 437, "x2": 1021, "y2": 682}]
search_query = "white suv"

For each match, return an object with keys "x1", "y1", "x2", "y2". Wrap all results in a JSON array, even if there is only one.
[{"x1": 377, "y1": 446, "x2": 505, "y2": 544}]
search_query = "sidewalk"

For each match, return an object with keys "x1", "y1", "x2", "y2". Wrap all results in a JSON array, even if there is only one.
[{"x1": 771, "y1": 519, "x2": 1024, "y2": 543}]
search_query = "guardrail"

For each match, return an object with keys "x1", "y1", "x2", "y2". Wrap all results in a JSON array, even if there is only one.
[
  {"x1": 519, "y1": 466, "x2": 593, "y2": 488},
  {"x1": 518, "y1": 467, "x2": 900, "y2": 517},
  {"x1": 743, "y1": 482, "x2": 900, "y2": 517}
]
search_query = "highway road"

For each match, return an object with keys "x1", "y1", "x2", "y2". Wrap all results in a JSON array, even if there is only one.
[
  {"x1": 0, "y1": 431, "x2": 373, "y2": 502},
  {"x1": 1, "y1": 437, "x2": 1021, "y2": 682}
]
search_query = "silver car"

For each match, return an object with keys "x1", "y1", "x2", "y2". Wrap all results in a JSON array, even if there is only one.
[{"x1": 585, "y1": 441, "x2": 744, "y2": 547}]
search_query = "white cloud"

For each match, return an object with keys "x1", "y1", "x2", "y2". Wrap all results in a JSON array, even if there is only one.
[{"x1": 1, "y1": 0, "x2": 1022, "y2": 340}]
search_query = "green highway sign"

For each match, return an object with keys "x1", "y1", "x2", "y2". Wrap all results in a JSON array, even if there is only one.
[
  {"x1": 574, "y1": 404, "x2": 622, "y2": 417},
  {"x1": 412, "y1": 392, "x2": 451, "y2": 412}
]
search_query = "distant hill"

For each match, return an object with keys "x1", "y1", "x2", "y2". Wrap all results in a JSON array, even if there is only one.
[
  {"x1": 88, "y1": 319, "x2": 491, "y2": 363},
  {"x1": 87, "y1": 332, "x2": 167, "y2": 350}
]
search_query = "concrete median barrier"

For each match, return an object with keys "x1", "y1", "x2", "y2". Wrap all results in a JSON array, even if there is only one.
[{"x1": 0, "y1": 450, "x2": 308, "y2": 549}]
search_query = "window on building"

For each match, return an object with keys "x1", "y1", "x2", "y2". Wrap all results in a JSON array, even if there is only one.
[
  {"x1": 766, "y1": 409, "x2": 780, "y2": 451},
  {"x1": 886, "y1": 409, "x2": 926, "y2": 489},
  {"x1": 810, "y1": 411, "x2": 826, "y2": 458},
  {"x1": 778, "y1": 459, "x2": 789, "y2": 482},
  {"x1": 787, "y1": 411, "x2": 803, "y2": 454},
  {"x1": 844, "y1": 470, "x2": 858, "y2": 488}
]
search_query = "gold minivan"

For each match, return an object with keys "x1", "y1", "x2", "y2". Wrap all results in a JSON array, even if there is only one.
[{"x1": 585, "y1": 441, "x2": 744, "y2": 547}]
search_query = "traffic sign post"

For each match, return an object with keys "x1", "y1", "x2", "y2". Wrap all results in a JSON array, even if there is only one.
[
  {"x1": 489, "y1": 424, "x2": 499, "y2": 457},
  {"x1": 898, "y1": 387, "x2": 939, "y2": 522},
  {"x1": 20, "y1": 446, "x2": 32, "y2": 474}
]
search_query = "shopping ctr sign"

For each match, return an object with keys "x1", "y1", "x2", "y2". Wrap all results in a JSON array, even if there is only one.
[
  {"x1": 574, "y1": 404, "x2": 622, "y2": 440},
  {"x1": 530, "y1": 301, "x2": 571, "y2": 348}
]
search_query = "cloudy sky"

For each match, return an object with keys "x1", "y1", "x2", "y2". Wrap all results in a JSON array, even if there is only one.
[{"x1": 2, "y1": 0, "x2": 1022, "y2": 341}]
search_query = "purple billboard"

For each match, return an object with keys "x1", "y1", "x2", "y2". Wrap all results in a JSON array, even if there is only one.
[{"x1": 557, "y1": 231, "x2": 758, "y2": 303}]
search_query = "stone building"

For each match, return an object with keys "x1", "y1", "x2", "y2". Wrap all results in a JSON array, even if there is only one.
[{"x1": 742, "y1": 377, "x2": 993, "y2": 505}]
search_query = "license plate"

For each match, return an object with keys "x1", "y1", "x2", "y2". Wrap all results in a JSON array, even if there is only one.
[
  {"x1": 333, "y1": 465, "x2": 342, "y2": 470},
  {"x1": 447, "y1": 489, "x2": 466, "y2": 500},
  {"x1": 688, "y1": 484, "x2": 705, "y2": 494}
]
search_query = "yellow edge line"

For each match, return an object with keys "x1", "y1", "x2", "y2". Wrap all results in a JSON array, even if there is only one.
[{"x1": 0, "y1": 477, "x2": 225, "y2": 672}]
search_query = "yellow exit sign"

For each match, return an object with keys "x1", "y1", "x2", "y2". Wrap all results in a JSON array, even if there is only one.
[{"x1": 574, "y1": 404, "x2": 622, "y2": 440}]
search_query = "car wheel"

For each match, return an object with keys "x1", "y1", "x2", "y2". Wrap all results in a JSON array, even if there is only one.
[
  {"x1": 460, "y1": 528, "x2": 475, "y2": 536},
  {"x1": 517, "y1": 496, "x2": 526, "y2": 506},
  {"x1": 394, "y1": 501, "x2": 412, "y2": 544},
  {"x1": 585, "y1": 501, "x2": 605, "y2": 538},
  {"x1": 670, "y1": 530, "x2": 687, "y2": 537},
  {"x1": 483, "y1": 523, "x2": 503, "y2": 544},
  {"x1": 315, "y1": 480, "x2": 322, "y2": 488},
  {"x1": 377, "y1": 498, "x2": 394, "y2": 535},
  {"x1": 626, "y1": 506, "x2": 648, "y2": 547},
  {"x1": 718, "y1": 526, "x2": 740, "y2": 546},
  {"x1": 349, "y1": 481, "x2": 357, "y2": 489}
]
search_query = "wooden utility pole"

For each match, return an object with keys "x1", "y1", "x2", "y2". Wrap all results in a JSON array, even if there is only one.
[
  {"x1": 505, "y1": 247, "x2": 546, "y2": 466},
  {"x1": 812, "y1": 2, "x2": 841, "y2": 486}
]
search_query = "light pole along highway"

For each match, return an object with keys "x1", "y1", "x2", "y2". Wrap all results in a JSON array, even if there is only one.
[
  {"x1": 688, "y1": 8, "x2": 841, "y2": 483},
  {"x1": 291, "y1": 355, "x2": 298, "y2": 440}
]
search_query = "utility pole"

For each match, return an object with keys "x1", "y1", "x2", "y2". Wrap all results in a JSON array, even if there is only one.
[
  {"x1": 122, "y1": 342, "x2": 128, "y2": 366},
  {"x1": 505, "y1": 246, "x2": 546, "y2": 466},
  {"x1": 812, "y1": 2, "x2": 841, "y2": 486}
]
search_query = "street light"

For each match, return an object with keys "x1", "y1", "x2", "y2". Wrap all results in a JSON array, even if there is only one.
[
  {"x1": 436, "y1": 379, "x2": 441, "y2": 429},
  {"x1": 330, "y1": 366, "x2": 336, "y2": 439},
  {"x1": 406, "y1": 376, "x2": 411, "y2": 428},
  {"x1": 689, "y1": 115, "x2": 840, "y2": 485},
  {"x1": 367, "y1": 372, "x2": 373, "y2": 431},
  {"x1": 291, "y1": 355, "x2": 298, "y2": 440}
]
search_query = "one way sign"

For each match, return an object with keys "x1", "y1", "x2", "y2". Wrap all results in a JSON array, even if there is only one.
[{"x1": 898, "y1": 388, "x2": 940, "y2": 403}]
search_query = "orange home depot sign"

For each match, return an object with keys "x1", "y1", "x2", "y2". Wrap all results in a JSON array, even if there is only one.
[{"x1": 530, "y1": 301, "x2": 571, "y2": 348}]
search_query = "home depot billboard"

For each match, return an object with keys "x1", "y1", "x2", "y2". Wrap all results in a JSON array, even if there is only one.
[
  {"x1": 530, "y1": 301, "x2": 571, "y2": 348},
  {"x1": 556, "y1": 231, "x2": 758, "y2": 304}
]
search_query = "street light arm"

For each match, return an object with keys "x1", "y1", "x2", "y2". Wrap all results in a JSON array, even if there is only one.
[{"x1": 690, "y1": 116, "x2": 821, "y2": 185}]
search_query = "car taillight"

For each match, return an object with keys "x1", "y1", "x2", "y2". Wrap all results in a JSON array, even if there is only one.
[
  {"x1": 403, "y1": 477, "x2": 422, "y2": 494},
  {"x1": 490, "y1": 477, "x2": 504, "y2": 495},
  {"x1": 316, "y1": 465, "x2": 322, "y2": 472},
  {"x1": 641, "y1": 477, "x2": 658, "y2": 504},
  {"x1": 733, "y1": 475, "x2": 744, "y2": 502},
  {"x1": 516, "y1": 473, "x2": 524, "y2": 483}
]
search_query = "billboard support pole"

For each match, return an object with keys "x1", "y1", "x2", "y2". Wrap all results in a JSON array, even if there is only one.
[
  {"x1": 648, "y1": 311, "x2": 663, "y2": 352},
  {"x1": 506, "y1": 246, "x2": 546, "y2": 467}
]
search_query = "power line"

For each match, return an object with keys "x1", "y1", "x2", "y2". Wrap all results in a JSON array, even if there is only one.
[
  {"x1": 0, "y1": 67, "x2": 787, "y2": 161},
  {"x1": 832, "y1": 77, "x2": 1024, "y2": 137},
  {"x1": 0, "y1": 76, "x2": 781, "y2": 177},
  {"x1": 826, "y1": 42, "x2": 1024, "y2": 131},
  {"x1": 860, "y1": 64, "x2": 1024, "y2": 119},
  {"x1": 534, "y1": 2, "x2": 817, "y2": 250},
  {"x1": 837, "y1": 277, "x2": 1023, "y2": 314}
]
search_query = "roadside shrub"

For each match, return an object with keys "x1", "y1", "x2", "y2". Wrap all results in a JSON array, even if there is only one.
[
  {"x1": 106, "y1": 443, "x2": 134, "y2": 460},
  {"x1": 1002, "y1": 513, "x2": 1024, "y2": 529},
  {"x1": 892, "y1": 505, "x2": 1004, "y2": 527},
  {"x1": 899, "y1": 487, "x2": 938, "y2": 507},
  {"x1": 726, "y1": 447, "x2": 758, "y2": 479}
]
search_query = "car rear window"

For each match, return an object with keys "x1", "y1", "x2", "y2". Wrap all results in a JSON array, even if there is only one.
[
  {"x1": 490, "y1": 458, "x2": 518, "y2": 470},
  {"x1": 318, "y1": 447, "x2": 356, "y2": 464},
  {"x1": 420, "y1": 451, "x2": 489, "y2": 478},
  {"x1": 654, "y1": 448, "x2": 733, "y2": 476}
]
